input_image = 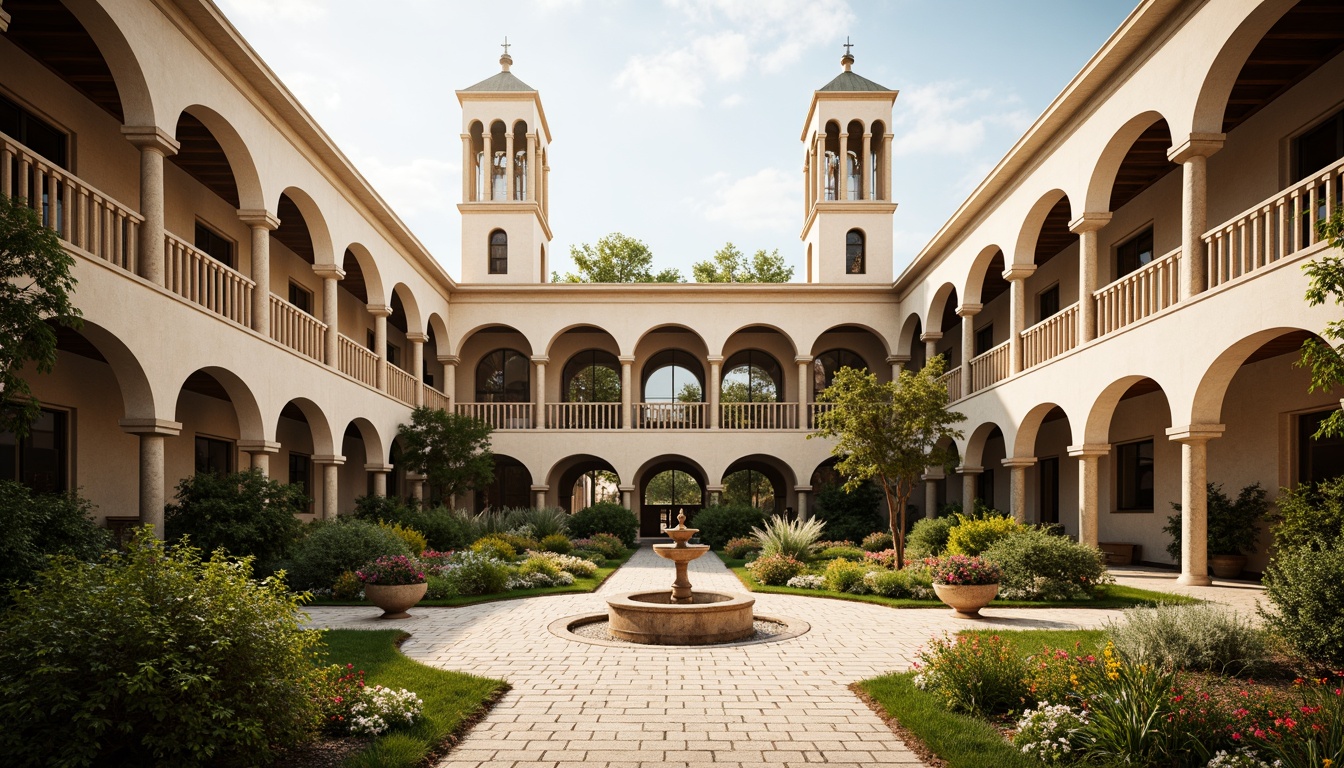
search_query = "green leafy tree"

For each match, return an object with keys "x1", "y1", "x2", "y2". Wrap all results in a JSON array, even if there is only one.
[
  {"x1": 1, "y1": 195, "x2": 82, "y2": 438},
  {"x1": 692, "y1": 242, "x2": 794, "y2": 283},
  {"x1": 722, "y1": 469, "x2": 775, "y2": 510},
  {"x1": 645, "y1": 469, "x2": 701, "y2": 505},
  {"x1": 553, "y1": 232, "x2": 683, "y2": 283},
  {"x1": 396, "y1": 407, "x2": 495, "y2": 501},
  {"x1": 1299, "y1": 208, "x2": 1344, "y2": 438},
  {"x1": 721, "y1": 365, "x2": 779, "y2": 403},
  {"x1": 164, "y1": 468, "x2": 309, "y2": 566},
  {"x1": 810, "y1": 357, "x2": 965, "y2": 569},
  {"x1": 566, "y1": 364, "x2": 621, "y2": 402}
]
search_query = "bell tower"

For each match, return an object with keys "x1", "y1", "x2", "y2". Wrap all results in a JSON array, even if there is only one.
[
  {"x1": 800, "y1": 42, "x2": 897, "y2": 283},
  {"x1": 457, "y1": 42, "x2": 553, "y2": 284}
]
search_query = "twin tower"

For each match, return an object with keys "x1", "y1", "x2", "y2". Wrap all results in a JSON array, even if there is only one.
[{"x1": 457, "y1": 47, "x2": 897, "y2": 284}]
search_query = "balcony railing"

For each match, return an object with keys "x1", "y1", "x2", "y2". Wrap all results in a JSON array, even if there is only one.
[
  {"x1": 456, "y1": 402, "x2": 534, "y2": 429},
  {"x1": 1094, "y1": 247, "x2": 1180, "y2": 337},
  {"x1": 338, "y1": 334, "x2": 379, "y2": 387},
  {"x1": 633, "y1": 402, "x2": 707, "y2": 429},
  {"x1": 937, "y1": 367, "x2": 962, "y2": 401},
  {"x1": 1205, "y1": 155, "x2": 1343, "y2": 290},
  {"x1": 386, "y1": 363, "x2": 417, "y2": 406},
  {"x1": 547, "y1": 402, "x2": 622, "y2": 429},
  {"x1": 1022, "y1": 303, "x2": 1078, "y2": 368},
  {"x1": 164, "y1": 233, "x2": 253, "y2": 327},
  {"x1": 720, "y1": 401, "x2": 798, "y2": 430},
  {"x1": 968, "y1": 340, "x2": 1011, "y2": 393},
  {"x1": 269, "y1": 294, "x2": 326, "y2": 361},
  {"x1": 3, "y1": 130, "x2": 141, "y2": 273},
  {"x1": 422, "y1": 384, "x2": 450, "y2": 412},
  {"x1": 809, "y1": 402, "x2": 835, "y2": 429}
]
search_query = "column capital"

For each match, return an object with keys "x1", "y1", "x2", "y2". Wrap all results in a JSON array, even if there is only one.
[
  {"x1": 404, "y1": 332, "x2": 429, "y2": 343},
  {"x1": 438, "y1": 354, "x2": 461, "y2": 365},
  {"x1": 367, "y1": 303, "x2": 393, "y2": 318},
  {"x1": 364, "y1": 463, "x2": 394, "y2": 474},
  {"x1": 312, "y1": 263, "x2": 346, "y2": 280},
  {"x1": 405, "y1": 472, "x2": 428, "y2": 482},
  {"x1": 530, "y1": 355, "x2": 549, "y2": 365},
  {"x1": 120, "y1": 125, "x2": 180, "y2": 156},
  {"x1": 119, "y1": 418, "x2": 183, "y2": 437},
  {"x1": 921, "y1": 468, "x2": 945, "y2": 481},
  {"x1": 1001, "y1": 456, "x2": 1038, "y2": 469},
  {"x1": 793, "y1": 485, "x2": 813, "y2": 493},
  {"x1": 236, "y1": 209, "x2": 280, "y2": 230},
  {"x1": 1167, "y1": 133, "x2": 1225, "y2": 164},
  {"x1": 313, "y1": 454, "x2": 346, "y2": 466},
  {"x1": 460, "y1": 133, "x2": 472, "y2": 140},
  {"x1": 618, "y1": 484, "x2": 637, "y2": 492},
  {"x1": 704, "y1": 484, "x2": 725, "y2": 494},
  {"x1": 955, "y1": 303, "x2": 983, "y2": 318},
  {"x1": 529, "y1": 485, "x2": 550, "y2": 493},
  {"x1": 1002, "y1": 263, "x2": 1037, "y2": 281},
  {"x1": 794, "y1": 355, "x2": 814, "y2": 364},
  {"x1": 887, "y1": 354, "x2": 911, "y2": 364},
  {"x1": 1067, "y1": 443, "x2": 1111, "y2": 458},
  {"x1": 1069, "y1": 211, "x2": 1113, "y2": 234},
  {"x1": 1165, "y1": 423, "x2": 1226, "y2": 443},
  {"x1": 919, "y1": 331, "x2": 943, "y2": 343},
  {"x1": 706, "y1": 355, "x2": 725, "y2": 364},
  {"x1": 238, "y1": 439, "x2": 281, "y2": 455},
  {"x1": 618, "y1": 355, "x2": 636, "y2": 364},
  {"x1": 955, "y1": 464, "x2": 984, "y2": 475}
]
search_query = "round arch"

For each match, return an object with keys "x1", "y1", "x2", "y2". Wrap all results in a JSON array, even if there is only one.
[
  {"x1": 722, "y1": 454, "x2": 797, "y2": 515},
  {"x1": 723, "y1": 322, "x2": 800, "y2": 360},
  {"x1": 547, "y1": 454, "x2": 620, "y2": 512},
  {"x1": 1012, "y1": 402, "x2": 1075, "y2": 458},
  {"x1": 897, "y1": 313, "x2": 923, "y2": 361},
  {"x1": 1189, "y1": 0, "x2": 1298, "y2": 136},
  {"x1": 1188, "y1": 327, "x2": 1324, "y2": 426},
  {"x1": 171, "y1": 366, "x2": 265, "y2": 441},
  {"x1": 54, "y1": 320, "x2": 157, "y2": 420},
  {"x1": 962, "y1": 245, "x2": 1008, "y2": 306},
  {"x1": 926, "y1": 283, "x2": 959, "y2": 333},
  {"x1": 274, "y1": 397, "x2": 336, "y2": 456},
  {"x1": 637, "y1": 455, "x2": 708, "y2": 537},
  {"x1": 426, "y1": 313, "x2": 450, "y2": 347},
  {"x1": 342, "y1": 417, "x2": 385, "y2": 466},
  {"x1": 176, "y1": 104, "x2": 265, "y2": 210},
  {"x1": 452, "y1": 323, "x2": 534, "y2": 359},
  {"x1": 633, "y1": 323, "x2": 710, "y2": 357},
  {"x1": 339, "y1": 243, "x2": 386, "y2": 306},
  {"x1": 1083, "y1": 376, "x2": 1173, "y2": 446},
  {"x1": 390, "y1": 283, "x2": 423, "y2": 336},
  {"x1": 962, "y1": 421, "x2": 1006, "y2": 468},
  {"x1": 477, "y1": 454, "x2": 532, "y2": 512},
  {"x1": 1084, "y1": 110, "x2": 1172, "y2": 214},
  {"x1": 1012, "y1": 190, "x2": 1072, "y2": 268},
  {"x1": 544, "y1": 323, "x2": 620, "y2": 361},
  {"x1": 62, "y1": 0, "x2": 157, "y2": 126},
  {"x1": 275, "y1": 187, "x2": 336, "y2": 267}
]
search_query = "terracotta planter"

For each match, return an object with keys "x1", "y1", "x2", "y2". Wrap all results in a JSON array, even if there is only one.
[
  {"x1": 1209, "y1": 554, "x2": 1247, "y2": 580},
  {"x1": 364, "y1": 582, "x2": 428, "y2": 620},
  {"x1": 932, "y1": 583, "x2": 1000, "y2": 619}
]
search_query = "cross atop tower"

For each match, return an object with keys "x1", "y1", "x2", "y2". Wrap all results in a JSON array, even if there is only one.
[
  {"x1": 499, "y1": 36, "x2": 513, "y2": 71},
  {"x1": 842, "y1": 37, "x2": 853, "y2": 57},
  {"x1": 841, "y1": 37, "x2": 855, "y2": 71},
  {"x1": 501, "y1": 36, "x2": 511, "y2": 56}
]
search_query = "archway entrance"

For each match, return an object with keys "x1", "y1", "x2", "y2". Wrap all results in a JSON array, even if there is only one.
[{"x1": 639, "y1": 460, "x2": 705, "y2": 537}]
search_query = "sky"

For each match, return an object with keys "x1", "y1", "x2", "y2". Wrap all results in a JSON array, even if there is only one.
[{"x1": 214, "y1": 0, "x2": 1136, "y2": 282}]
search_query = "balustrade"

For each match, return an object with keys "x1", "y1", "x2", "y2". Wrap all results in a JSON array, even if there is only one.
[
  {"x1": 455, "y1": 402, "x2": 534, "y2": 429},
  {"x1": 1094, "y1": 248, "x2": 1180, "y2": 336},
  {"x1": 937, "y1": 368, "x2": 962, "y2": 401},
  {"x1": 632, "y1": 402, "x2": 707, "y2": 430},
  {"x1": 338, "y1": 334, "x2": 379, "y2": 387},
  {"x1": 719, "y1": 401, "x2": 798, "y2": 430},
  {"x1": 421, "y1": 384, "x2": 451, "y2": 412},
  {"x1": 968, "y1": 341, "x2": 1011, "y2": 393},
  {"x1": 164, "y1": 233, "x2": 253, "y2": 327},
  {"x1": 269, "y1": 294, "x2": 326, "y2": 361},
  {"x1": 547, "y1": 402, "x2": 622, "y2": 429},
  {"x1": 1021, "y1": 303, "x2": 1078, "y2": 368},
  {"x1": 385, "y1": 364, "x2": 417, "y2": 405}
]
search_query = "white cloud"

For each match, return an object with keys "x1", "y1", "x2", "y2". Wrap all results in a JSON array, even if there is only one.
[
  {"x1": 892, "y1": 82, "x2": 1032, "y2": 157},
  {"x1": 351, "y1": 154, "x2": 459, "y2": 220},
  {"x1": 721, "y1": 93, "x2": 743, "y2": 108},
  {"x1": 614, "y1": 32, "x2": 749, "y2": 107},
  {"x1": 280, "y1": 71, "x2": 344, "y2": 112},
  {"x1": 699, "y1": 167, "x2": 795, "y2": 232},
  {"x1": 219, "y1": 0, "x2": 326, "y2": 23}
]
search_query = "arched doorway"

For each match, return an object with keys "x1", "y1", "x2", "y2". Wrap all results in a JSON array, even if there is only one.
[{"x1": 639, "y1": 458, "x2": 706, "y2": 536}]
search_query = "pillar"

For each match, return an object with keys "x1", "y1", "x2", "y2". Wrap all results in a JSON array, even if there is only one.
[
  {"x1": 619, "y1": 355, "x2": 634, "y2": 429},
  {"x1": 439, "y1": 355, "x2": 459, "y2": 407},
  {"x1": 1001, "y1": 457, "x2": 1037, "y2": 523},
  {"x1": 922, "y1": 468, "x2": 944, "y2": 519},
  {"x1": 505, "y1": 131, "x2": 516, "y2": 201},
  {"x1": 482, "y1": 133, "x2": 493, "y2": 201},
  {"x1": 838, "y1": 132, "x2": 849, "y2": 200},
  {"x1": 369, "y1": 304, "x2": 391, "y2": 391},
  {"x1": 313, "y1": 264, "x2": 344, "y2": 367},
  {"x1": 121, "y1": 126, "x2": 180, "y2": 286},
  {"x1": 861, "y1": 132, "x2": 873, "y2": 199},
  {"x1": 1167, "y1": 424, "x2": 1225, "y2": 586},
  {"x1": 887, "y1": 355, "x2": 909, "y2": 383},
  {"x1": 543, "y1": 162, "x2": 551, "y2": 217},
  {"x1": 532, "y1": 486, "x2": 548, "y2": 510},
  {"x1": 119, "y1": 418, "x2": 182, "y2": 538},
  {"x1": 532, "y1": 356, "x2": 547, "y2": 429},
  {"x1": 707, "y1": 355, "x2": 723, "y2": 429},
  {"x1": 366, "y1": 463, "x2": 393, "y2": 497},
  {"x1": 795, "y1": 356, "x2": 812, "y2": 429},
  {"x1": 237, "y1": 210, "x2": 279, "y2": 335},
  {"x1": 920, "y1": 331, "x2": 942, "y2": 365},
  {"x1": 795, "y1": 486, "x2": 812, "y2": 522},
  {"x1": 1003, "y1": 264, "x2": 1035, "y2": 374},
  {"x1": 706, "y1": 486, "x2": 724, "y2": 507},
  {"x1": 815, "y1": 135, "x2": 826, "y2": 202},
  {"x1": 526, "y1": 133, "x2": 538, "y2": 202},
  {"x1": 957, "y1": 465, "x2": 982, "y2": 512},
  {"x1": 1067, "y1": 444, "x2": 1109, "y2": 547},
  {"x1": 406, "y1": 472, "x2": 426, "y2": 502},
  {"x1": 881, "y1": 133, "x2": 893, "y2": 201},
  {"x1": 460, "y1": 133, "x2": 473, "y2": 202},
  {"x1": 239, "y1": 439, "x2": 281, "y2": 479},
  {"x1": 1069, "y1": 212, "x2": 1112, "y2": 344},
  {"x1": 1169, "y1": 134, "x2": 1225, "y2": 299},
  {"x1": 957, "y1": 303, "x2": 981, "y2": 390},
  {"x1": 619, "y1": 485, "x2": 635, "y2": 511},
  {"x1": 314, "y1": 455, "x2": 344, "y2": 520},
  {"x1": 407, "y1": 332, "x2": 427, "y2": 406}
]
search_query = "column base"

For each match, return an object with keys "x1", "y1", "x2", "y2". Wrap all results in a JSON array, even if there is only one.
[{"x1": 1175, "y1": 572, "x2": 1213, "y2": 587}]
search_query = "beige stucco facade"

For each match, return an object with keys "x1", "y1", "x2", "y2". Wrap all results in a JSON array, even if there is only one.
[{"x1": 2, "y1": 0, "x2": 1341, "y2": 584}]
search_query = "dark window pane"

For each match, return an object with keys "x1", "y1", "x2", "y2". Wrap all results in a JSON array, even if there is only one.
[
  {"x1": 845, "y1": 229, "x2": 865, "y2": 274},
  {"x1": 194, "y1": 436, "x2": 232, "y2": 475},
  {"x1": 1039, "y1": 457, "x2": 1060, "y2": 524},
  {"x1": 1295, "y1": 108, "x2": 1344, "y2": 182},
  {"x1": 1299, "y1": 410, "x2": 1344, "y2": 484},
  {"x1": 1039, "y1": 285, "x2": 1060, "y2": 320},
  {"x1": 0, "y1": 94, "x2": 68, "y2": 169},
  {"x1": 974, "y1": 325, "x2": 995, "y2": 357},
  {"x1": 1117, "y1": 439, "x2": 1154, "y2": 510},
  {"x1": 1117, "y1": 228, "x2": 1154, "y2": 278},
  {"x1": 489, "y1": 230, "x2": 508, "y2": 274},
  {"x1": 476, "y1": 349, "x2": 530, "y2": 402},
  {"x1": 288, "y1": 282, "x2": 312, "y2": 314},
  {"x1": 194, "y1": 222, "x2": 234, "y2": 269},
  {"x1": 813, "y1": 349, "x2": 866, "y2": 396}
]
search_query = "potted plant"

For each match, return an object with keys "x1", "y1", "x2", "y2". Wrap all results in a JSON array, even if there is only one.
[
  {"x1": 929, "y1": 554, "x2": 1002, "y2": 618},
  {"x1": 356, "y1": 555, "x2": 428, "y2": 620},
  {"x1": 1165, "y1": 483, "x2": 1268, "y2": 579}
]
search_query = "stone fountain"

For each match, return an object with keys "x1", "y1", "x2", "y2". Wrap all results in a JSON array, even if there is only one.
[{"x1": 605, "y1": 510, "x2": 756, "y2": 645}]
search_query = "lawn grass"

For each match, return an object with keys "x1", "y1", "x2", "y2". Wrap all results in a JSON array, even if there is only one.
[
  {"x1": 958, "y1": 628, "x2": 1108, "y2": 656},
  {"x1": 719, "y1": 553, "x2": 1199, "y2": 609},
  {"x1": 318, "y1": 629, "x2": 507, "y2": 768}
]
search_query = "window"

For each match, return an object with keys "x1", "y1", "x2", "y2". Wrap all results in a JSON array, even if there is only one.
[
  {"x1": 1116, "y1": 439, "x2": 1155, "y2": 510},
  {"x1": 974, "y1": 324, "x2": 995, "y2": 357},
  {"x1": 194, "y1": 222, "x2": 234, "y2": 269},
  {"x1": 1294, "y1": 107, "x2": 1344, "y2": 183},
  {"x1": 387, "y1": 343, "x2": 401, "y2": 368},
  {"x1": 721, "y1": 350, "x2": 782, "y2": 403},
  {"x1": 1038, "y1": 456, "x2": 1060, "y2": 525},
  {"x1": 476, "y1": 349, "x2": 530, "y2": 402},
  {"x1": 477, "y1": 457, "x2": 530, "y2": 512},
  {"x1": 0, "y1": 408, "x2": 68, "y2": 493},
  {"x1": 288, "y1": 281, "x2": 313, "y2": 315},
  {"x1": 366, "y1": 329, "x2": 376, "y2": 353},
  {"x1": 288, "y1": 452, "x2": 311, "y2": 498},
  {"x1": 812, "y1": 349, "x2": 866, "y2": 397},
  {"x1": 563, "y1": 350, "x2": 621, "y2": 403},
  {"x1": 194, "y1": 436, "x2": 233, "y2": 476},
  {"x1": 845, "y1": 229, "x2": 865, "y2": 274},
  {"x1": 1299, "y1": 410, "x2": 1344, "y2": 484},
  {"x1": 488, "y1": 230, "x2": 508, "y2": 274},
  {"x1": 1116, "y1": 227, "x2": 1154, "y2": 278},
  {"x1": 0, "y1": 94, "x2": 68, "y2": 169},
  {"x1": 975, "y1": 469, "x2": 995, "y2": 511},
  {"x1": 1038, "y1": 284, "x2": 1060, "y2": 321}
]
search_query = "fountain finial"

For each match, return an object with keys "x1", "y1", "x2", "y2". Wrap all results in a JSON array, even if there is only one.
[{"x1": 677, "y1": 509, "x2": 687, "y2": 527}]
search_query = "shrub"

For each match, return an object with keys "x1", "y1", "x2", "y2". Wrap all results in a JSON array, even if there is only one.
[
  {"x1": 504, "y1": 507, "x2": 570, "y2": 540},
  {"x1": 289, "y1": 519, "x2": 410, "y2": 591},
  {"x1": 1269, "y1": 475, "x2": 1344, "y2": 552},
  {"x1": 572, "y1": 548, "x2": 607, "y2": 565},
  {"x1": 753, "y1": 516, "x2": 826, "y2": 560},
  {"x1": 568, "y1": 502, "x2": 639, "y2": 547},
  {"x1": 944, "y1": 514, "x2": 1024, "y2": 556},
  {"x1": 723, "y1": 536, "x2": 761, "y2": 559},
  {"x1": 418, "y1": 548, "x2": 454, "y2": 575},
  {"x1": 0, "y1": 481, "x2": 109, "y2": 586},
  {"x1": 588, "y1": 532, "x2": 627, "y2": 558},
  {"x1": 483, "y1": 531, "x2": 542, "y2": 554},
  {"x1": 526, "y1": 550, "x2": 598, "y2": 577},
  {"x1": 163, "y1": 469, "x2": 308, "y2": 567},
  {"x1": 471, "y1": 535, "x2": 517, "y2": 562},
  {"x1": 0, "y1": 529, "x2": 321, "y2": 766},
  {"x1": 863, "y1": 568, "x2": 932, "y2": 599},
  {"x1": 355, "y1": 554, "x2": 426, "y2": 586},
  {"x1": 983, "y1": 527, "x2": 1110, "y2": 601},
  {"x1": 818, "y1": 545, "x2": 865, "y2": 562},
  {"x1": 425, "y1": 574, "x2": 455, "y2": 600},
  {"x1": 439, "y1": 550, "x2": 510, "y2": 595},
  {"x1": 929, "y1": 554, "x2": 1002, "y2": 585},
  {"x1": 822, "y1": 558, "x2": 870, "y2": 593},
  {"x1": 1012, "y1": 703, "x2": 1090, "y2": 764},
  {"x1": 508, "y1": 556, "x2": 574, "y2": 589},
  {"x1": 906, "y1": 516, "x2": 958, "y2": 559},
  {"x1": 378, "y1": 521, "x2": 427, "y2": 556},
  {"x1": 811, "y1": 481, "x2": 885, "y2": 544},
  {"x1": 861, "y1": 531, "x2": 894, "y2": 552},
  {"x1": 351, "y1": 497, "x2": 475, "y2": 551},
  {"x1": 1106, "y1": 603, "x2": 1268, "y2": 674},
  {"x1": 863, "y1": 548, "x2": 900, "y2": 569},
  {"x1": 540, "y1": 533, "x2": 572, "y2": 554},
  {"x1": 811, "y1": 539, "x2": 856, "y2": 551},
  {"x1": 1259, "y1": 546, "x2": 1344, "y2": 666},
  {"x1": 1165, "y1": 482, "x2": 1269, "y2": 560},
  {"x1": 691, "y1": 504, "x2": 767, "y2": 549},
  {"x1": 331, "y1": 570, "x2": 363, "y2": 600},
  {"x1": 786, "y1": 574, "x2": 825, "y2": 589},
  {"x1": 912, "y1": 633, "x2": 1028, "y2": 717},
  {"x1": 517, "y1": 555, "x2": 561, "y2": 579},
  {"x1": 745, "y1": 553, "x2": 805, "y2": 586}
]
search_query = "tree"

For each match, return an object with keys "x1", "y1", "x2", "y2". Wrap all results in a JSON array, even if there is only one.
[
  {"x1": 553, "y1": 232, "x2": 683, "y2": 283},
  {"x1": 396, "y1": 407, "x2": 495, "y2": 501},
  {"x1": 809, "y1": 357, "x2": 966, "y2": 569},
  {"x1": 164, "y1": 468, "x2": 309, "y2": 566},
  {"x1": 0, "y1": 195, "x2": 82, "y2": 438},
  {"x1": 1299, "y1": 208, "x2": 1344, "y2": 438},
  {"x1": 692, "y1": 242, "x2": 794, "y2": 283}
]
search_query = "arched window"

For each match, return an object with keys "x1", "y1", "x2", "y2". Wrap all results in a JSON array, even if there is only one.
[
  {"x1": 475, "y1": 349, "x2": 529, "y2": 402},
  {"x1": 642, "y1": 350, "x2": 704, "y2": 402},
  {"x1": 847, "y1": 150, "x2": 861, "y2": 199},
  {"x1": 721, "y1": 350, "x2": 782, "y2": 402},
  {"x1": 489, "y1": 230, "x2": 508, "y2": 274},
  {"x1": 813, "y1": 349, "x2": 867, "y2": 397},
  {"x1": 478, "y1": 455, "x2": 531, "y2": 512},
  {"x1": 846, "y1": 229, "x2": 865, "y2": 274},
  {"x1": 563, "y1": 350, "x2": 621, "y2": 402}
]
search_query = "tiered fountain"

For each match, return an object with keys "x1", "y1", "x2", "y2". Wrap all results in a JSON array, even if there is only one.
[{"x1": 605, "y1": 510, "x2": 756, "y2": 645}]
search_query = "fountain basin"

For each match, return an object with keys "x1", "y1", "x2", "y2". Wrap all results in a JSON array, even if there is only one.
[
  {"x1": 652, "y1": 543, "x2": 710, "y2": 562},
  {"x1": 606, "y1": 590, "x2": 755, "y2": 645}
]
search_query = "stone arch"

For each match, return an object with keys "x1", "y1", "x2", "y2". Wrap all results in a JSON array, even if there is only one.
[
  {"x1": 339, "y1": 243, "x2": 386, "y2": 306},
  {"x1": 275, "y1": 397, "x2": 336, "y2": 456},
  {"x1": 426, "y1": 313, "x2": 450, "y2": 346},
  {"x1": 171, "y1": 366, "x2": 266, "y2": 441},
  {"x1": 176, "y1": 104, "x2": 266, "y2": 210},
  {"x1": 275, "y1": 187, "x2": 336, "y2": 267},
  {"x1": 547, "y1": 454, "x2": 620, "y2": 512},
  {"x1": 723, "y1": 322, "x2": 800, "y2": 360},
  {"x1": 1012, "y1": 402, "x2": 1074, "y2": 458},
  {"x1": 633, "y1": 324, "x2": 710, "y2": 356},
  {"x1": 1188, "y1": 327, "x2": 1325, "y2": 426},
  {"x1": 452, "y1": 323, "x2": 535, "y2": 358},
  {"x1": 342, "y1": 417, "x2": 385, "y2": 466},
  {"x1": 390, "y1": 283, "x2": 423, "y2": 336},
  {"x1": 721, "y1": 454, "x2": 796, "y2": 515},
  {"x1": 1083, "y1": 375, "x2": 1173, "y2": 446},
  {"x1": 50, "y1": 320, "x2": 157, "y2": 421},
  {"x1": 1189, "y1": 0, "x2": 1299, "y2": 136},
  {"x1": 62, "y1": 0, "x2": 157, "y2": 126},
  {"x1": 926, "y1": 283, "x2": 958, "y2": 332},
  {"x1": 1012, "y1": 189, "x2": 1071, "y2": 267},
  {"x1": 962, "y1": 420, "x2": 1006, "y2": 468},
  {"x1": 898, "y1": 313, "x2": 923, "y2": 362},
  {"x1": 545, "y1": 323, "x2": 620, "y2": 360},
  {"x1": 962, "y1": 244, "x2": 1007, "y2": 306},
  {"x1": 1084, "y1": 110, "x2": 1172, "y2": 214}
]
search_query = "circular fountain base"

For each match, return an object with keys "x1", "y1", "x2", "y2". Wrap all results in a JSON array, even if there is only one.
[{"x1": 606, "y1": 590, "x2": 755, "y2": 645}]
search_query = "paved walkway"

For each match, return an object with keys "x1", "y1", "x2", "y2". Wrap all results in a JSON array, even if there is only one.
[{"x1": 305, "y1": 549, "x2": 1264, "y2": 768}]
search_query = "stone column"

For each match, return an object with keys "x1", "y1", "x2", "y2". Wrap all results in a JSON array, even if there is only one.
[
  {"x1": 838, "y1": 133, "x2": 849, "y2": 200},
  {"x1": 1067, "y1": 444, "x2": 1109, "y2": 547},
  {"x1": 366, "y1": 463, "x2": 393, "y2": 497},
  {"x1": 1167, "y1": 424, "x2": 1225, "y2": 586},
  {"x1": 920, "y1": 331, "x2": 942, "y2": 365},
  {"x1": 532, "y1": 356, "x2": 548, "y2": 429},
  {"x1": 795, "y1": 486, "x2": 812, "y2": 522},
  {"x1": 1003, "y1": 264, "x2": 1035, "y2": 374},
  {"x1": 532, "y1": 486, "x2": 548, "y2": 510},
  {"x1": 922, "y1": 468, "x2": 944, "y2": 519},
  {"x1": 795, "y1": 356, "x2": 812, "y2": 429},
  {"x1": 706, "y1": 486, "x2": 724, "y2": 507},
  {"x1": 121, "y1": 126, "x2": 180, "y2": 286},
  {"x1": 481, "y1": 133, "x2": 493, "y2": 201},
  {"x1": 707, "y1": 355, "x2": 723, "y2": 429},
  {"x1": 526, "y1": 133, "x2": 538, "y2": 202},
  {"x1": 238, "y1": 439, "x2": 280, "y2": 479},
  {"x1": 314, "y1": 455, "x2": 344, "y2": 519},
  {"x1": 369, "y1": 304, "x2": 392, "y2": 391},
  {"x1": 460, "y1": 133, "x2": 473, "y2": 202},
  {"x1": 439, "y1": 355, "x2": 459, "y2": 407},
  {"x1": 1069, "y1": 212, "x2": 1112, "y2": 345},
  {"x1": 957, "y1": 465, "x2": 982, "y2": 511},
  {"x1": 405, "y1": 472, "x2": 426, "y2": 503},
  {"x1": 407, "y1": 332, "x2": 427, "y2": 406},
  {"x1": 619, "y1": 485, "x2": 635, "y2": 511},
  {"x1": 1168, "y1": 134, "x2": 1225, "y2": 299},
  {"x1": 1001, "y1": 457, "x2": 1037, "y2": 523},
  {"x1": 815, "y1": 136, "x2": 827, "y2": 202},
  {"x1": 957, "y1": 303, "x2": 982, "y2": 390},
  {"x1": 862, "y1": 132, "x2": 873, "y2": 199},
  {"x1": 882, "y1": 133, "x2": 893, "y2": 201},
  {"x1": 543, "y1": 162, "x2": 551, "y2": 217},
  {"x1": 119, "y1": 418, "x2": 183, "y2": 538},
  {"x1": 313, "y1": 263, "x2": 345, "y2": 367},
  {"x1": 887, "y1": 355, "x2": 910, "y2": 382},
  {"x1": 237, "y1": 210, "x2": 279, "y2": 335},
  {"x1": 505, "y1": 132, "x2": 516, "y2": 201},
  {"x1": 619, "y1": 355, "x2": 635, "y2": 429}
]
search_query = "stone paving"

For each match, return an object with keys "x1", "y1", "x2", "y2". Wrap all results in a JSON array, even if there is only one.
[{"x1": 305, "y1": 548, "x2": 1265, "y2": 768}]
